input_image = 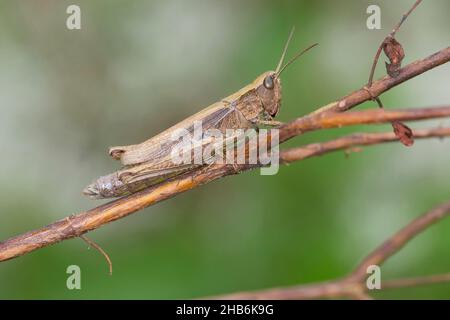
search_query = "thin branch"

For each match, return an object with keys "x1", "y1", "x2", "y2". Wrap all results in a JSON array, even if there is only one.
[
  {"x1": 279, "y1": 105, "x2": 450, "y2": 142},
  {"x1": 367, "y1": 0, "x2": 423, "y2": 87},
  {"x1": 211, "y1": 200, "x2": 450, "y2": 300},
  {"x1": 310, "y1": 46, "x2": 450, "y2": 115},
  {"x1": 349, "y1": 200, "x2": 450, "y2": 281},
  {"x1": 79, "y1": 235, "x2": 113, "y2": 276},
  {"x1": 382, "y1": 273, "x2": 450, "y2": 290},
  {"x1": 212, "y1": 280, "x2": 355, "y2": 300},
  {"x1": 280, "y1": 127, "x2": 450, "y2": 163}
]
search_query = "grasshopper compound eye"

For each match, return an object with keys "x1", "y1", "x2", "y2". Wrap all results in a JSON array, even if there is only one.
[{"x1": 263, "y1": 75, "x2": 274, "y2": 90}]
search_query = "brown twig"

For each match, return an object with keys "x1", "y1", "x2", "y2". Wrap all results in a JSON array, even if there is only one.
[
  {"x1": 381, "y1": 273, "x2": 450, "y2": 289},
  {"x1": 79, "y1": 235, "x2": 113, "y2": 276},
  {"x1": 0, "y1": 44, "x2": 450, "y2": 262},
  {"x1": 367, "y1": 0, "x2": 423, "y2": 87},
  {"x1": 364, "y1": 1, "x2": 423, "y2": 146},
  {"x1": 349, "y1": 199, "x2": 450, "y2": 281},
  {"x1": 279, "y1": 105, "x2": 450, "y2": 142},
  {"x1": 309, "y1": 47, "x2": 450, "y2": 115},
  {"x1": 280, "y1": 127, "x2": 450, "y2": 163},
  {"x1": 211, "y1": 200, "x2": 450, "y2": 299}
]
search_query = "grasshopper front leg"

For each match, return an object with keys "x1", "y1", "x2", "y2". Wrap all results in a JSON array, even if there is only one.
[{"x1": 256, "y1": 119, "x2": 284, "y2": 127}]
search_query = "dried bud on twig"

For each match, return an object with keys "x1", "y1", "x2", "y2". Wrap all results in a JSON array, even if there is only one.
[
  {"x1": 392, "y1": 121, "x2": 414, "y2": 146},
  {"x1": 383, "y1": 37, "x2": 405, "y2": 77}
]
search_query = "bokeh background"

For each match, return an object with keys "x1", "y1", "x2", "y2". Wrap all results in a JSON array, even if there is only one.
[{"x1": 0, "y1": 0, "x2": 449, "y2": 299}]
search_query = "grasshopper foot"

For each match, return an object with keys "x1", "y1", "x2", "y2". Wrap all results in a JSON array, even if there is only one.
[{"x1": 257, "y1": 120, "x2": 284, "y2": 127}]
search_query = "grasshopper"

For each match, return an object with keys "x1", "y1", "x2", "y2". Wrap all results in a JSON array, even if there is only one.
[{"x1": 84, "y1": 28, "x2": 317, "y2": 199}]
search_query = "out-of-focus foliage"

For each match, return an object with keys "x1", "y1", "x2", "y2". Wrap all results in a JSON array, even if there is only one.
[{"x1": 0, "y1": 0, "x2": 449, "y2": 299}]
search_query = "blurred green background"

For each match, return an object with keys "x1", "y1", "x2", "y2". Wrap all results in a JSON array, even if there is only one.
[{"x1": 0, "y1": 0, "x2": 449, "y2": 299}]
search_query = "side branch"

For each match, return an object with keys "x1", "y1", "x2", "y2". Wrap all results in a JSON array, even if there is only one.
[
  {"x1": 280, "y1": 127, "x2": 450, "y2": 163},
  {"x1": 279, "y1": 106, "x2": 450, "y2": 142},
  {"x1": 311, "y1": 46, "x2": 450, "y2": 115},
  {"x1": 350, "y1": 199, "x2": 450, "y2": 281},
  {"x1": 212, "y1": 200, "x2": 450, "y2": 300},
  {"x1": 367, "y1": 0, "x2": 423, "y2": 87}
]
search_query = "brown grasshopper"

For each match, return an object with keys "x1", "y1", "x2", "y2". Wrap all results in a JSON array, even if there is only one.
[{"x1": 83, "y1": 28, "x2": 317, "y2": 199}]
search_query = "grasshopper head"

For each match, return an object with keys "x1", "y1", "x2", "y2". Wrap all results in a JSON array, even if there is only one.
[
  {"x1": 255, "y1": 27, "x2": 317, "y2": 119},
  {"x1": 255, "y1": 71, "x2": 282, "y2": 118}
]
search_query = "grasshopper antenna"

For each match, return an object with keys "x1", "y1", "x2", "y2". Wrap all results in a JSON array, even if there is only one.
[
  {"x1": 275, "y1": 26, "x2": 295, "y2": 74},
  {"x1": 276, "y1": 42, "x2": 318, "y2": 77}
]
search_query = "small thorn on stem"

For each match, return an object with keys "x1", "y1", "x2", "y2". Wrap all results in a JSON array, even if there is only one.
[{"x1": 80, "y1": 235, "x2": 113, "y2": 276}]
